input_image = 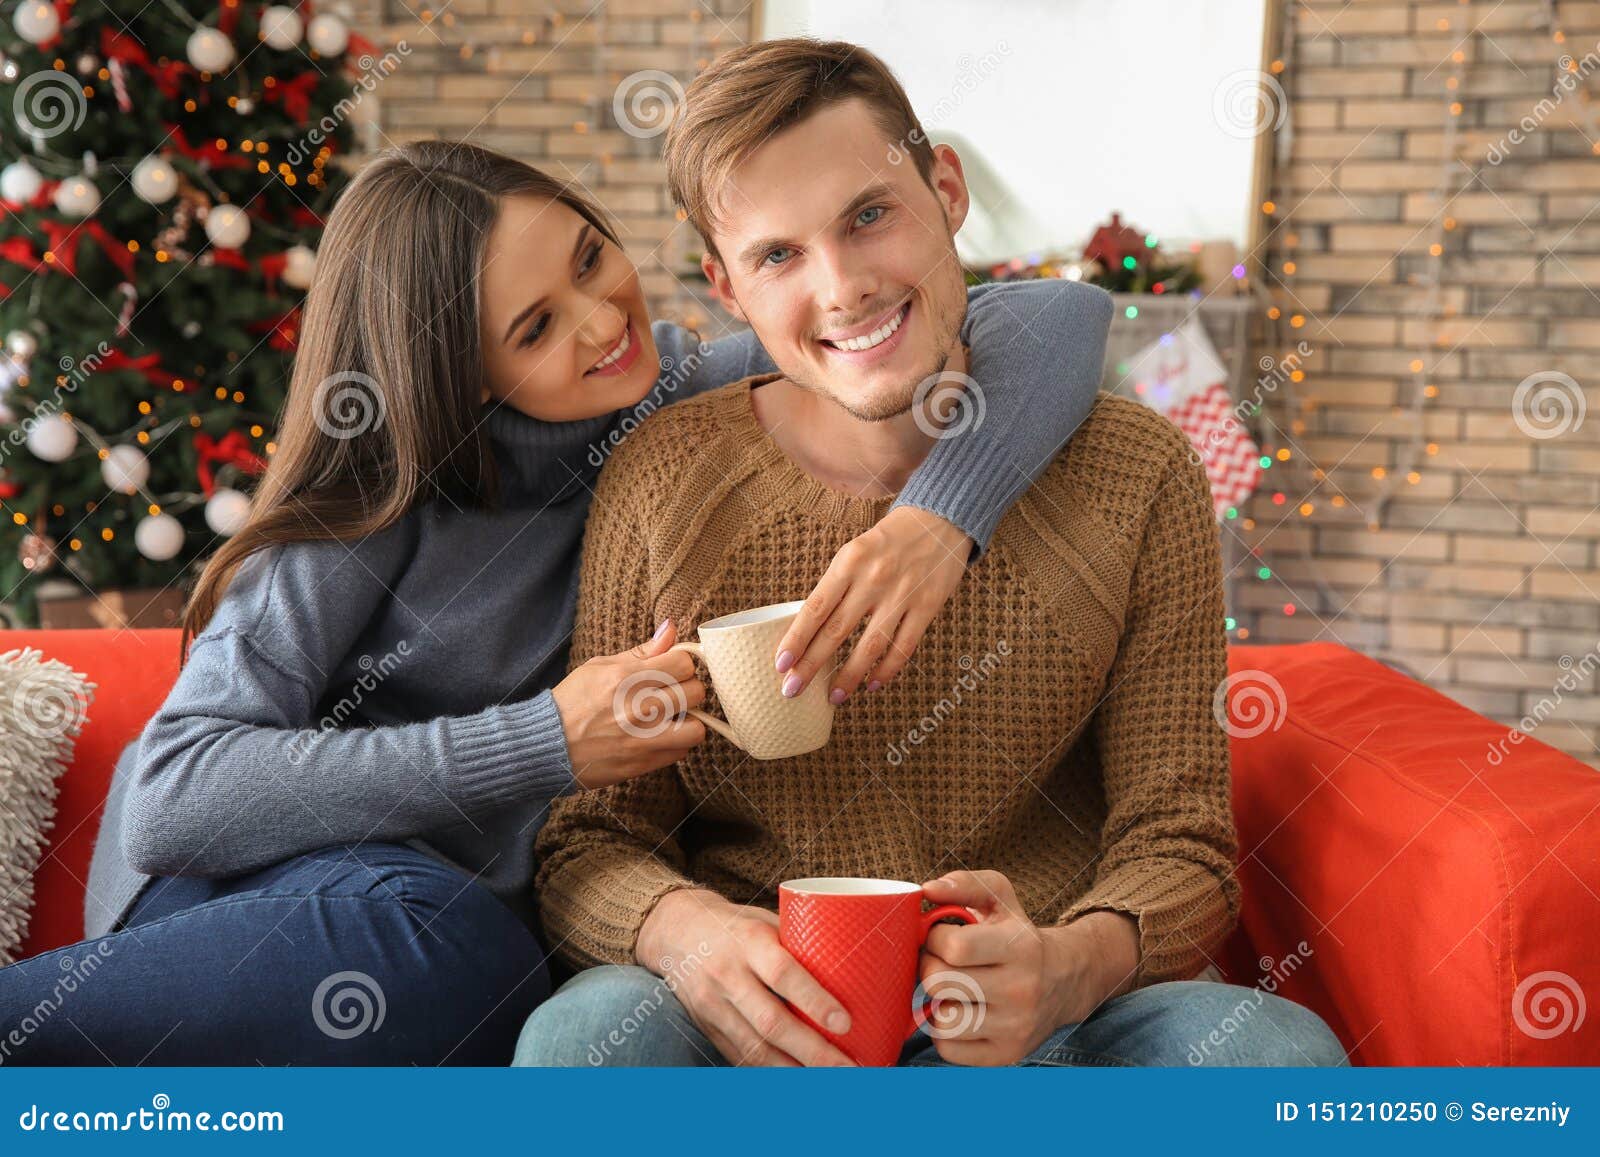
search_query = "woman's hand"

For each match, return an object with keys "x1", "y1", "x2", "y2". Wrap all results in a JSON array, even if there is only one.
[
  {"x1": 551, "y1": 619, "x2": 707, "y2": 790},
  {"x1": 773, "y1": 507, "x2": 972, "y2": 702}
]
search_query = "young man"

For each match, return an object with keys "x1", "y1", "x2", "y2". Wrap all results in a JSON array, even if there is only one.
[{"x1": 515, "y1": 39, "x2": 1346, "y2": 1068}]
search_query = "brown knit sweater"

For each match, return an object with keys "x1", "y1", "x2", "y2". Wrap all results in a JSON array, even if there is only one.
[{"x1": 536, "y1": 376, "x2": 1239, "y2": 988}]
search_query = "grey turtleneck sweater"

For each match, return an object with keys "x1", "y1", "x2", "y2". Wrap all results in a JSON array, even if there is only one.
[{"x1": 83, "y1": 280, "x2": 1114, "y2": 940}]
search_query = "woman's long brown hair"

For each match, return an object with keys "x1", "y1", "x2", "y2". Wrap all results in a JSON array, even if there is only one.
[{"x1": 180, "y1": 140, "x2": 619, "y2": 655}]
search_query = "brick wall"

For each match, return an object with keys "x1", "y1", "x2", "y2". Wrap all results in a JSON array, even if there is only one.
[
  {"x1": 346, "y1": 0, "x2": 755, "y2": 332},
  {"x1": 1241, "y1": 1, "x2": 1600, "y2": 765}
]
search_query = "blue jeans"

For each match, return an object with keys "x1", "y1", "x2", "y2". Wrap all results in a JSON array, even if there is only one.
[
  {"x1": 512, "y1": 965, "x2": 1349, "y2": 1067},
  {"x1": 0, "y1": 842, "x2": 550, "y2": 1065}
]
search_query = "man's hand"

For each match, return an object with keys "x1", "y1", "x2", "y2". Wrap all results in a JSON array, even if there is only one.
[
  {"x1": 917, "y1": 870, "x2": 1140, "y2": 1066},
  {"x1": 773, "y1": 506, "x2": 972, "y2": 702},
  {"x1": 635, "y1": 888, "x2": 858, "y2": 1067}
]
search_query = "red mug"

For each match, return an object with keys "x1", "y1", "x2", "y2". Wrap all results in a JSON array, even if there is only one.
[{"x1": 778, "y1": 877, "x2": 976, "y2": 1067}]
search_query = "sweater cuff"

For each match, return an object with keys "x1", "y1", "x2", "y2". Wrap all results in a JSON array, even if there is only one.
[
  {"x1": 445, "y1": 690, "x2": 577, "y2": 812},
  {"x1": 1059, "y1": 860, "x2": 1237, "y2": 988},
  {"x1": 544, "y1": 851, "x2": 697, "y2": 969}
]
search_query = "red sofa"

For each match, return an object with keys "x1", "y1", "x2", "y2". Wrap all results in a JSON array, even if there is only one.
[{"x1": 9, "y1": 630, "x2": 1599, "y2": 1065}]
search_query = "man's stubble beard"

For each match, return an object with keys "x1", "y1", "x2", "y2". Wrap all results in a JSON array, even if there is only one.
[{"x1": 783, "y1": 259, "x2": 968, "y2": 424}]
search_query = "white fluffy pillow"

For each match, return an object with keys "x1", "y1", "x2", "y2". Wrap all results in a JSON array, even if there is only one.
[{"x1": 0, "y1": 647, "x2": 95, "y2": 965}]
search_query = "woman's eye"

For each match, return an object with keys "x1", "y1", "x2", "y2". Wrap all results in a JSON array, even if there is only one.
[
  {"x1": 579, "y1": 240, "x2": 603, "y2": 276},
  {"x1": 856, "y1": 206, "x2": 884, "y2": 227},
  {"x1": 763, "y1": 247, "x2": 794, "y2": 267},
  {"x1": 519, "y1": 314, "x2": 549, "y2": 348}
]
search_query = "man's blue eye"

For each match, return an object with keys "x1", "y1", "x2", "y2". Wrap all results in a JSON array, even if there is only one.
[
  {"x1": 857, "y1": 206, "x2": 884, "y2": 226},
  {"x1": 764, "y1": 247, "x2": 793, "y2": 266}
]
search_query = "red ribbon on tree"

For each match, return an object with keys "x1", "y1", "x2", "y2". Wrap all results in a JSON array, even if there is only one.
[
  {"x1": 193, "y1": 430, "x2": 265, "y2": 497},
  {"x1": 39, "y1": 219, "x2": 137, "y2": 280},
  {"x1": 162, "y1": 123, "x2": 254, "y2": 171},
  {"x1": 262, "y1": 73, "x2": 319, "y2": 123},
  {"x1": 95, "y1": 348, "x2": 172, "y2": 387},
  {"x1": 217, "y1": 0, "x2": 243, "y2": 38},
  {"x1": 101, "y1": 28, "x2": 189, "y2": 100},
  {"x1": 0, "y1": 237, "x2": 45, "y2": 275},
  {"x1": 258, "y1": 250, "x2": 289, "y2": 288},
  {"x1": 34, "y1": 0, "x2": 75, "y2": 50},
  {"x1": 246, "y1": 306, "x2": 301, "y2": 352},
  {"x1": 0, "y1": 182, "x2": 59, "y2": 216},
  {"x1": 207, "y1": 247, "x2": 251, "y2": 271}
]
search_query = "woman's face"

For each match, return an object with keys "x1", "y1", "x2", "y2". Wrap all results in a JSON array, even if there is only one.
[{"x1": 478, "y1": 195, "x2": 658, "y2": 422}]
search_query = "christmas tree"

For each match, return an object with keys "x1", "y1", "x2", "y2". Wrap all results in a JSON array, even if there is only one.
[{"x1": 0, "y1": 0, "x2": 372, "y2": 623}]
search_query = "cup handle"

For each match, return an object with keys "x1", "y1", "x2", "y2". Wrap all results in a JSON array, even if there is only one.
[
  {"x1": 907, "y1": 904, "x2": 978, "y2": 1039},
  {"x1": 666, "y1": 640, "x2": 743, "y2": 749}
]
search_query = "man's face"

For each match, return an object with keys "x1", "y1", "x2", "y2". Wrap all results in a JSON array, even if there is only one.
[{"x1": 700, "y1": 98, "x2": 971, "y2": 422}]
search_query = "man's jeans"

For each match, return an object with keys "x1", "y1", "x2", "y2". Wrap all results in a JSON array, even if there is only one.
[
  {"x1": 513, "y1": 964, "x2": 1350, "y2": 1067},
  {"x1": 0, "y1": 843, "x2": 550, "y2": 1065}
]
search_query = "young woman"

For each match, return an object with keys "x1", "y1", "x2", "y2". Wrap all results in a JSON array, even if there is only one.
[{"x1": 0, "y1": 141, "x2": 1113, "y2": 1064}]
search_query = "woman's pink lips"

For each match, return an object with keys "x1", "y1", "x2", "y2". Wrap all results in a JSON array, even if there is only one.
[
  {"x1": 585, "y1": 319, "x2": 643, "y2": 377},
  {"x1": 817, "y1": 301, "x2": 912, "y2": 367}
]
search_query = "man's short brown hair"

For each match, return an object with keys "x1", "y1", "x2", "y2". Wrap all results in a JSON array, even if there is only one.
[{"x1": 663, "y1": 38, "x2": 937, "y2": 259}]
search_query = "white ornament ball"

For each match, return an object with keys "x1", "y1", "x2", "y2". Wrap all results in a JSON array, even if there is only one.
[
  {"x1": 53, "y1": 175, "x2": 100, "y2": 218},
  {"x1": 100, "y1": 444, "x2": 150, "y2": 494},
  {"x1": 26, "y1": 413, "x2": 77, "y2": 462},
  {"x1": 204, "y1": 487, "x2": 251, "y2": 536},
  {"x1": 1, "y1": 159, "x2": 44, "y2": 203},
  {"x1": 186, "y1": 27, "x2": 236, "y2": 73},
  {"x1": 260, "y1": 6, "x2": 304, "y2": 51},
  {"x1": 5, "y1": 329, "x2": 38, "y2": 360},
  {"x1": 13, "y1": 1, "x2": 60, "y2": 46},
  {"x1": 131, "y1": 155, "x2": 179, "y2": 204},
  {"x1": 205, "y1": 203, "x2": 251, "y2": 249},
  {"x1": 135, "y1": 513, "x2": 185, "y2": 561},
  {"x1": 306, "y1": 14, "x2": 349, "y2": 56},
  {"x1": 234, "y1": 96, "x2": 254, "y2": 115},
  {"x1": 283, "y1": 244, "x2": 317, "y2": 289}
]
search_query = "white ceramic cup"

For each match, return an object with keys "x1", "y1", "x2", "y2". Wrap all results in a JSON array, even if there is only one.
[{"x1": 668, "y1": 600, "x2": 835, "y2": 760}]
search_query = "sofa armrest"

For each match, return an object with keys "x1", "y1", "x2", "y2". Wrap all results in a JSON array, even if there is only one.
[{"x1": 1217, "y1": 642, "x2": 1600, "y2": 1066}]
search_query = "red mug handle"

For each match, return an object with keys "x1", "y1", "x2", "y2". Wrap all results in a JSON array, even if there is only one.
[{"x1": 907, "y1": 904, "x2": 978, "y2": 1039}]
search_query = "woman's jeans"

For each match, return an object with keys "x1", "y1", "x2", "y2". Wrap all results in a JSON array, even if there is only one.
[
  {"x1": 0, "y1": 842, "x2": 550, "y2": 1065},
  {"x1": 514, "y1": 965, "x2": 1351, "y2": 1067}
]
